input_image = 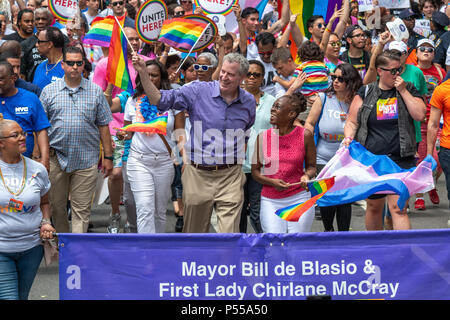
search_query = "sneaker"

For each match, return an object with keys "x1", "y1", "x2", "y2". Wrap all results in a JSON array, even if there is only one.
[
  {"x1": 414, "y1": 198, "x2": 426, "y2": 211},
  {"x1": 428, "y1": 189, "x2": 440, "y2": 205},
  {"x1": 107, "y1": 213, "x2": 121, "y2": 233},
  {"x1": 175, "y1": 216, "x2": 184, "y2": 232}
]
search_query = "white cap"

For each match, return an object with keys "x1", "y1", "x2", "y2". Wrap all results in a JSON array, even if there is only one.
[
  {"x1": 387, "y1": 41, "x2": 408, "y2": 53},
  {"x1": 417, "y1": 38, "x2": 435, "y2": 48}
]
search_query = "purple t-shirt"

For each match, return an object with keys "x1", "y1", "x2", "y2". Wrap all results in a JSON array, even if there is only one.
[{"x1": 158, "y1": 80, "x2": 256, "y2": 165}]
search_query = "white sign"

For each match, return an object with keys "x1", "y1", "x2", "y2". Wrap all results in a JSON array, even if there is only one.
[
  {"x1": 378, "y1": 0, "x2": 410, "y2": 9},
  {"x1": 208, "y1": 14, "x2": 226, "y2": 36},
  {"x1": 195, "y1": 0, "x2": 237, "y2": 16},
  {"x1": 136, "y1": 0, "x2": 167, "y2": 43},
  {"x1": 414, "y1": 19, "x2": 431, "y2": 38},
  {"x1": 358, "y1": 0, "x2": 373, "y2": 12},
  {"x1": 386, "y1": 18, "x2": 409, "y2": 41}
]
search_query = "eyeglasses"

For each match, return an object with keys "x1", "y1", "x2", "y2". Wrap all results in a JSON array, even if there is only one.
[
  {"x1": 64, "y1": 60, "x2": 84, "y2": 67},
  {"x1": 111, "y1": 1, "x2": 123, "y2": 6},
  {"x1": 0, "y1": 131, "x2": 27, "y2": 139},
  {"x1": 418, "y1": 46, "x2": 434, "y2": 53},
  {"x1": 351, "y1": 33, "x2": 367, "y2": 39},
  {"x1": 379, "y1": 66, "x2": 403, "y2": 75},
  {"x1": 331, "y1": 75, "x2": 345, "y2": 83},
  {"x1": 193, "y1": 64, "x2": 213, "y2": 71},
  {"x1": 258, "y1": 50, "x2": 273, "y2": 57},
  {"x1": 37, "y1": 39, "x2": 50, "y2": 44},
  {"x1": 247, "y1": 72, "x2": 262, "y2": 78},
  {"x1": 329, "y1": 41, "x2": 342, "y2": 47},
  {"x1": 174, "y1": 11, "x2": 185, "y2": 16}
]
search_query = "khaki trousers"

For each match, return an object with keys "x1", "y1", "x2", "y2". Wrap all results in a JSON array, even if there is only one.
[
  {"x1": 181, "y1": 164, "x2": 246, "y2": 233},
  {"x1": 49, "y1": 154, "x2": 98, "y2": 233}
]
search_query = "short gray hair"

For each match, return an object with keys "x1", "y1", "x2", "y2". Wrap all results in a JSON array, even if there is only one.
[
  {"x1": 197, "y1": 52, "x2": 218, "y2": 68},
  {"x1": 35, "y1": 8, "x2": 53, "y2": 22},
  {"x1": 223, "y1": 53, "x2": 249, "y2": 76}
]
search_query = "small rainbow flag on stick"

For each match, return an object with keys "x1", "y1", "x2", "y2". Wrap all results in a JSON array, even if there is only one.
[
  {"x1": 116, "y1": 114, "x2": 168, "y2": 135},
  {"x1": 83, "y1": 16, "x2": 115, "y2": 47},
  {"x1": 107, "y1": 15, "x2": 133, "y2": 93},
  {"x1": 275, "y1": 177, "x2": 335, "y2": 222},
  {"x1": 158, "y1": 18, "x2": 209, "y2": 51}
]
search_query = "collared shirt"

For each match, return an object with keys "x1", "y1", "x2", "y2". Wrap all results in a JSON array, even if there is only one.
[
  {"x1": 158, "y1": 80, "x2": 256, "y2": 165},
  {"x1": 40, "y1": 77, "x2": 113, "y2": 172}
]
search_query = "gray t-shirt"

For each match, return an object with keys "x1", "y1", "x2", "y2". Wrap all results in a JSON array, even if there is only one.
[
  {"x1": 0, "y1": 157, "x2": 50, "y2": 253},
  {"x1": 316, "y1": 93, "x2": 349, "y2": 164}
]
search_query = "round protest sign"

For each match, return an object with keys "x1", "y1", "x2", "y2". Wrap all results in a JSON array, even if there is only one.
[
  {"x1": 49, "y1": 0, "x2": 78, "y2": 22},
  {"x1": 177, "y1": 14, "x2": 218, "y2": 53},
  {"x1": 194, "y1": 0, "x2": 237, "y2": 16},
  {"x1": 135, "y1": 0, "x2": 168, "y2": 43}
]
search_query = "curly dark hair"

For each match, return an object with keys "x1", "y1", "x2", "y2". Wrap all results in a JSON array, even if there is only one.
[
  {"x1": 327, "y1": 63, "x2": 362, "y2": 103},
  {"x1": 283, "y1": 92, "x2": 307, "y2": 117},
  {"x1": 297, "y1": 41, "x2": 324, "y2": 62}
]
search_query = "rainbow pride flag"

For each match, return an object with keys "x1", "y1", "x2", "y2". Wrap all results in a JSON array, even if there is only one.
[
  {"x1": 275, "y1": 177, "x2": 335, "y2": 222},
  {"x1": 107, "y1": 15, "x2": 133, "y2": 93},
  {"x1": 117, "y1": 114, "x2": 168, "y2": 135},
  {"x1": 83, "y1": 16, "x2": 115, "y2": 47},
  {"x1": 158, "y1": 18, "x2": 208, "y2": 51}
]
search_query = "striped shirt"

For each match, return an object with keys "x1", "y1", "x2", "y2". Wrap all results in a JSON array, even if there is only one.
[
  {"x1": 294, "y1": 60, "x2": 329, "y2": 96},
  {"x1": 40, "y1": 77, "x2": 113, "y2": 172}
]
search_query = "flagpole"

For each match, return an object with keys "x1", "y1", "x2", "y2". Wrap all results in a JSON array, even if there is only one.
[
  {"x1": 114, "y1": 15, "x2": 136, "y2": 55},
  {"x1": 175, "y1": 23, "x2": 211, "y2": 74}
]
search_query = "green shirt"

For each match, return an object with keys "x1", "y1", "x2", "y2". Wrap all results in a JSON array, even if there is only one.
[{"x1": 401, "y1": 64, "x2": 428, "y2": 143}]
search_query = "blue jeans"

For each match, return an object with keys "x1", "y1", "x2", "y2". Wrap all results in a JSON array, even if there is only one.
[
  {"x1": 0, "y1": 245, "x2": 43, "y2": 300},
  {"x1": 439, "y1": 147, "x2": 450, "y2": 209}
]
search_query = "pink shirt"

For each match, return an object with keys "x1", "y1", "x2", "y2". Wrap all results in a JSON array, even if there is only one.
[
  {"x1": 261, "y1": 126, "x2": 306, "y2": 199},
  {"x1": 92, "y1": 54, "x2": 151, "y2": 135}
]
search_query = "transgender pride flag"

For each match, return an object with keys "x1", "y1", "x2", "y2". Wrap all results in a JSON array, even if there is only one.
[{"x1": 316, "y1": 142, "x2": 437, "y2": 210}]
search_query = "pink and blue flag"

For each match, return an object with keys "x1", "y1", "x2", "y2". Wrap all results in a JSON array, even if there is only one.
[{"x1": 316, "y1": 142, "x2": 437, "y2": 210}]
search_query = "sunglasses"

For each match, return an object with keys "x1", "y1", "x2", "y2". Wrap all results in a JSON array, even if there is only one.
[
  {"x1": 329, "y1": 41, "x2": 342, "y2": 47},
  {"x1": 351, "y1": 33, "x2": 367, "y2": 39},
  {"x1": 316, "y1": 23, "x2": 324, "y2": 28},
  {"x1": 174, "y1": 11, "x2": 185, "y2": 16},
  {"x1": 247, "y1": 72, "x2": 262, "y2": 78},
  {"x1": 258, "y1": 50, "x2": 273, "y2": 56},
  {"x1": 380, "y1": 66, "x2": 403, "y2": 75},
  {"x1": 112, "y1": 1, "x2": 123, "y2": 6},
  {"x1": 37, "y1": 39, "x2": 50, "y2": 44},
  {"x1": 0, "y1": 131, "x2": 27, "y2": 139},
  {"x1": 193, "y1": 64, "x2": 213, "y2": 71},
  {"x1": 331, "y1": 75, "x2": 345, "y2": 83},
  {"x1": 64, "y1": 60, "x2": 84, "y2": 67},
  {"x1": 418, "y1": 46, "x2": 434, "y2": 53}
]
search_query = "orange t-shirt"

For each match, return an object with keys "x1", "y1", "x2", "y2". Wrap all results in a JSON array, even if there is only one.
[{"x1": 430, "y1": 79, "x2": 450, "y2": 149}]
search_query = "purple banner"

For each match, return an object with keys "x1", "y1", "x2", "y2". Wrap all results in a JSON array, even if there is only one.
[{"x1": 59, "y1": 230, "x2": 450, "y2": 300}]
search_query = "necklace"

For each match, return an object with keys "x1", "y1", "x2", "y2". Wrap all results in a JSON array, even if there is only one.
[
  {"x1": 0, "y1": 155, "x2": 27, "y2": 196},
  {"x1": 337, "y1": 98, "x2": 349, "y2": 121},
  {"x1": 45, "y1": 57, "x2": 62, "y2": 75}
]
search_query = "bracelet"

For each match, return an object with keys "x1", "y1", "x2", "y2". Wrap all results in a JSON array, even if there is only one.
[
  {"x1": 325, "y1": 27, "x2": 332, "y2": 33},
  {"x1": 40, "y1": 218, "x2": 52, "y2": 227},
  {"x1": 344, "y1": 136, "x2": 353, "y2": 141},
  {"x1": 104, "y1": 93, "x2": 111, "y2": 97}
]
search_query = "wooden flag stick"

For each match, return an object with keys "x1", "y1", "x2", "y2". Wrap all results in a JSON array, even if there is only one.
[
  {"x1": 175, "y1": 23, "x2": 211, "y2": 74},
  {"x1": 114, "y1": 16, "x2": 136, "y2": 55}
]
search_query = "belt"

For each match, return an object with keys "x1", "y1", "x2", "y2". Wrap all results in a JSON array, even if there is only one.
[{"x1": 190, "y1": 161, "x2": 237, "y2": 171}]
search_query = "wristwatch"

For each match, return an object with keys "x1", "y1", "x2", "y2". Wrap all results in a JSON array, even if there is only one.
[{"x1": 104, "y1": 155, "x2": 114, "y2": 161}]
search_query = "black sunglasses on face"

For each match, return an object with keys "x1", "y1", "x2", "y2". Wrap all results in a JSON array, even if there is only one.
[
  {"x1": 37, "y1": 39, "x2": 50, "y2": 44},
  {"x1": 64, "y1": 60, "x2": 84, "y2": 67},
  {"x1": 112, "y1": 1, "x2": 123, "y2": 6},
  {"x1": 331, "y1": 75, "x2": 345, "y2": 83},
  {"x1": 174, "y1": 11, "x2": 185, "y2": 16},
  {"x1": 380, "y1": 66, "x2": 403, "y2": 75},
  {"x1": 247, "y1": 72, "x2": 262, "y2": 78},
  {"x1": 418, "y1": 46, "x2": 434, "y2": 53}
]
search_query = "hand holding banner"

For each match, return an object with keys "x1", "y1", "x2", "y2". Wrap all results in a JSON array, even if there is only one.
[
  {"x1": 194, "y1": 0, "x2": 238, "y2": 16},
  {"x1": 49, "y1": 0, "x2": 78, "y2": 22}
]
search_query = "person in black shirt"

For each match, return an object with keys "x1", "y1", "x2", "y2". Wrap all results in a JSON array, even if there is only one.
[
  {"x1": 399, "y1": 8, "x2": 424, "y2": 50},
  {"x1": 3, "y1": 9, "x2": 35, "y2": 43},
  {"x1": 340, "y1": 25, "x2": 371, "y2": 80},
  {"x1": 20, "y1": 8, "x2": 53, "y2": 82}
]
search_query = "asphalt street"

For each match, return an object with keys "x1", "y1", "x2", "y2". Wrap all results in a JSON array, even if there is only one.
[{"x1": 28, "y1": 179, "x2": 449, "y2": 300}]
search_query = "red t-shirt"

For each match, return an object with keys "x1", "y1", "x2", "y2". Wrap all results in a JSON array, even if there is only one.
[{"x1": 418, "y1": 64, "x2": 445, "y2": 120}]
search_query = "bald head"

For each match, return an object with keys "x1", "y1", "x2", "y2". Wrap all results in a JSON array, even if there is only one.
[{"x1": 123, "y1": 27, "x2": 141, "y2": 55}]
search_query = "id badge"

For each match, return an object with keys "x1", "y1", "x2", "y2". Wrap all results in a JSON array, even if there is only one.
[
  {"x1": 340, "y1": 113, "x2": 347, "y2": 121},
  {"x1": 8, "y1": 198, "x2": 23, "y2": 211}
]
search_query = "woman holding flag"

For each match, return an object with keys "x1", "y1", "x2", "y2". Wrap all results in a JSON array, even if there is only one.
[
  {"x1": 251, "y1": 92, "x2": 317, "y2": 233},
  {"x1": 124, "y1": 59, "x2": 185, "y2": 234},
  {"x1": 344, "y1": 50, "x2": 427, "y2": 231}
]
